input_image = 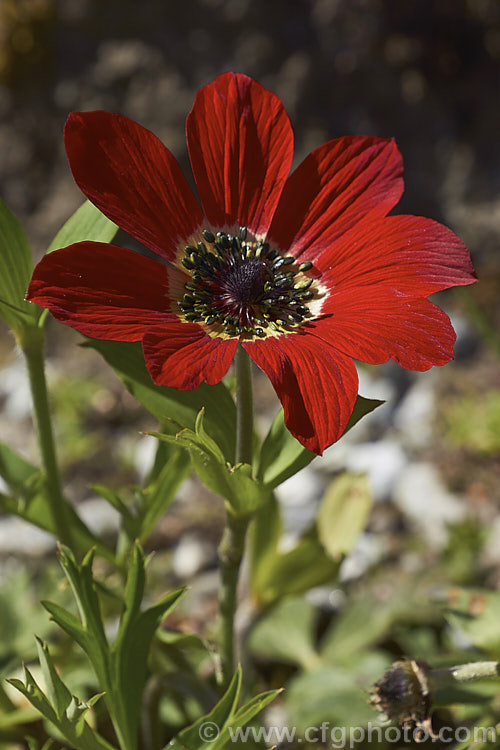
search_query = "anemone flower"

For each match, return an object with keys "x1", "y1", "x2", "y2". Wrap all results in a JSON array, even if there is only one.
[{"x1": 27, "y1": 73, "x2": 476, "y2": 454}]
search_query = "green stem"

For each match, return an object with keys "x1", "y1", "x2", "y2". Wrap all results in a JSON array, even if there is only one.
[
  {"x1": 234, "y1": 344, "x2": 254, "y2": 467},
  {"x1": 217, "y1": 345, "x2": 254, "y2": 688},
  {"x1": 21, "y1": 328, "x2": 73, "y2": 547},
  {"x1": 429, "y1": 661, "x2": 500, "y2": 688}
]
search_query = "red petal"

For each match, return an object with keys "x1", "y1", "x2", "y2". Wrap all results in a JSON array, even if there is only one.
[
  {"x1": 243, "y1": 333, "x2": 358, "y2": 454},
  {"x1": 143, "y1": 325, "x2": 237, "y2": 389},
  {"x1": 311, "y1": 295, "x2": 457, "y2": 370},
  {"x1": 27, "y1": 242, "x2": 181, "y2": 340},
  {"x1": 268, "y1": 136, "x2": 403, "y2": 262},
  {"x1": 186, "y1": 72, "x2": 294, "y2": 235},
  {"x1": 64, "y1": 112, "x2": 203, "y2": 261},
  {"x1": 321, "y1": 214, "x2": 476, "y2": 294}
]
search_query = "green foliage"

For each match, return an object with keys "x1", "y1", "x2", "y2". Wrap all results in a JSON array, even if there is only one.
[
  {"x1": 249, "y1": 472, "x2": 372, "y2": 608},
  {"x1": 249, "y1": 597, "x2": 320, "y2": 669},
  {"x1": 317, "y1": 474, "x2": 372, "y2": 560},
  {"x1": 85, "y1": 339, "x2": 237, "y2": 462},
  {"x1": 8, "y1": 659, "x2": 115, "y2": 750},
  {"x1": 150, "y1": 410, "x2": 267, "y2": 518},
  {"x1": 93, "y1": 442, "x2": 191, "y2": 545},
  {"x1": 0, "y1": 198, "x2": 40, "y2": 336},
  {"x1": 168, "y1": 667, "x2": 279, "y2": 750},
  {"x1": 0, "y1": 440, "x2": 114, "y2": 562},
  {"x1": 31, "y1": 544, "x2": 185, "y2": 750},
  {"x1": 46, "y1": 199, "x2": 119, "y2": 253},
  {"x1": 445, "y1": 588, "x2": 500, "y2": 658}
]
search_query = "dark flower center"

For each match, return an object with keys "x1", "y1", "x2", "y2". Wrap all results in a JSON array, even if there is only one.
[{"x1": 177, "y1": 227, "x2": 316, "y2": 338}]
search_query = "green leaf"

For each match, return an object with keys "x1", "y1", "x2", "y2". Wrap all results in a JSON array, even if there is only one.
[
  {"x1": 56, "y1": 547, "x2": 111, "y2": 688},
  {"x1": 0, "y1": 449, "x2": 115, "y2": 563},
  {"x1": 46, "y1": 200, "x2": 118, "y2": 253},
  {"x1": 8, "y1": 667, "x2": 116, "y2": 750},
  {"x1": 0, "y1": 198, "x2": 39, "y2": 334},
  {"x1": 249, "y1": 597, "x2": 320, "y2": 669},
  {"x1": 249, "y1": 492, "x2": 282, "y2": 597},
  {"x1": 110, "y1": 544, "x2": 185, "y2": 750},
  {"x1": 286, "y1": 652, "x2": 390, "y2": 732},
  {"x1": 445, "y1": 588, "x2": 500, "y2": 657},
  {"x1": 41, "y1": 600, "x2": 88, "y2": 652},
  {"x1": 84, "y1": 339, "x2": 236, "y2": 462},
  {"x1": 168, "y1": 667, "x2": 242, "y2": 750},
  {"x1": 35, "y1": 637, "x2": 72, "y2": 720},
  {"x1": 251, "y1": 528, "x2": 341, "y2": 609},
  {"x1": 319, "y1": 599, "x2": 398, "y2": 664},
  {"x1": 317, "y1": 473, "x2": 372, "y2": 560},
  {"x1": 138, "y1": 446, "x2": 191, "y2": 542},
  {"x1": 257, "y1": 396, "x2": 383, "y2": 490},
  {"x1": 0, "y1": 440, "x2": 39, "y2": 496},
  {"x1": 151, "y1": 410, "x2": 266, "y2": 517},
  {"x1": 214, "y1": 689, "x2": 281, "y2": 749},
  {"x1": 257, "y1": 409, "x2": 315, "y2": 489}
]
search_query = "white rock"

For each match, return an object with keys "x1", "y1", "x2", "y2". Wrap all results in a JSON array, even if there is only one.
[
  {"x1": 172, "y1": 534, "x2": 213, "y2": 579},
  {"x1": 344, "y1": 440, "x2": 408, "y2": 500}
]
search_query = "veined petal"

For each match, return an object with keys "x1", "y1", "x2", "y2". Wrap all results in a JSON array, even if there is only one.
[
  {"x1": 143, "y1": 324, "x2": 238, "y2": 389},
  {"x1": 243, "y1": 333, "x2": 358, "y2": 454},
  {"x1": 27, "y1": 242, "x2": 182, "y2": 340},
  {"x1": 64, "y1": 111, "x2": 203, "y2": 261},
  {"x1": 269, "y1": 136, "x2": 403, "y2": 263},
  {"x1": 186, "y1": 72, "x2": 294, "y2": 235},
  {"x1": 310, "y1": 295, "x2": 457, "y2": 371},
  {"x1": 320, "y1": 214, "x2": 476, "y2": 293}
]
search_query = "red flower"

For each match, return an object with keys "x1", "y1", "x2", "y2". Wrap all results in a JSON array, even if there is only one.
[{"x1": 27, "y1": 73, "x2": 476, "y2": 454}]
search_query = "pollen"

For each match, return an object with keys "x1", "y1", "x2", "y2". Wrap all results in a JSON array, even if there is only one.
[{"x1": 177, "y1": 228, "x2": 319, "y2": 338}]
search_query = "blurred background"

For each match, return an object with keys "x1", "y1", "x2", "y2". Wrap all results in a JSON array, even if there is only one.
[{"x1": 0, "y1": 0, "x2": 500, "y2": 743}]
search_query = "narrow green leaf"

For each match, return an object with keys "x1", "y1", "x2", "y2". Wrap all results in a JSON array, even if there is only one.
[
  {"x1": 168, "y1": 667, "x2": 242, "y2": 750},
  {"x1": 317, "y1": 473, "x2": 372, "y2": 560},
  {"x1": 214, "y1": 689, "x2": 281, "y2": 749},
  {"x1": 249, "y1": 493, "x2": 282, "y2": 597},
  {"x1": 0, "y1": 440, "x2": 39, "y2": 495},
  {"x1": 35, "y1": 637, "x2": 72, "y2": 720},
  {"x1": 0, "y1": 198, "x2": 39, "y2": 333},
  {"x1": 0, "y1": 478, "x2": 115, "y2": 563},
  {"x1": 56, "y1": 546, "x2": 111, "y2": 689},
  {"x1": 46, "y1": 200, "x2": 118, "y2": 253},
  {"x1": 111, "y1": 567, "x2": 185, "y2": 750},
  {"x1": 257, "y1": 409, "x2": 315, "y2": 489},
  {"x1": 84, "y1": 339, "x2": 236, "y2": 461},
  {"x1": 41, "y1": 600, "x2": 88, "y2": 651},
  {"x1": 138, "y1": 446, "x2": 191, "y2": 542},
  {"x1": 9, "y1": 669, "x2": 117, "y2": 750}
]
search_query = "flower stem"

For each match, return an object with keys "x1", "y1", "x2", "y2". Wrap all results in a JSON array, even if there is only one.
[
  {"x1": 217, "y1": 345, "x2": 254, "y2": 688},
  {"x1": 21, "y1": 328, "x2": 73, "y2": 547},
  {"x1": 234, "y1": 344, "x2": 254, "y2": 467},
  {"x1": 429, "y1": 661, "x2": 500, "y2": 688}
]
